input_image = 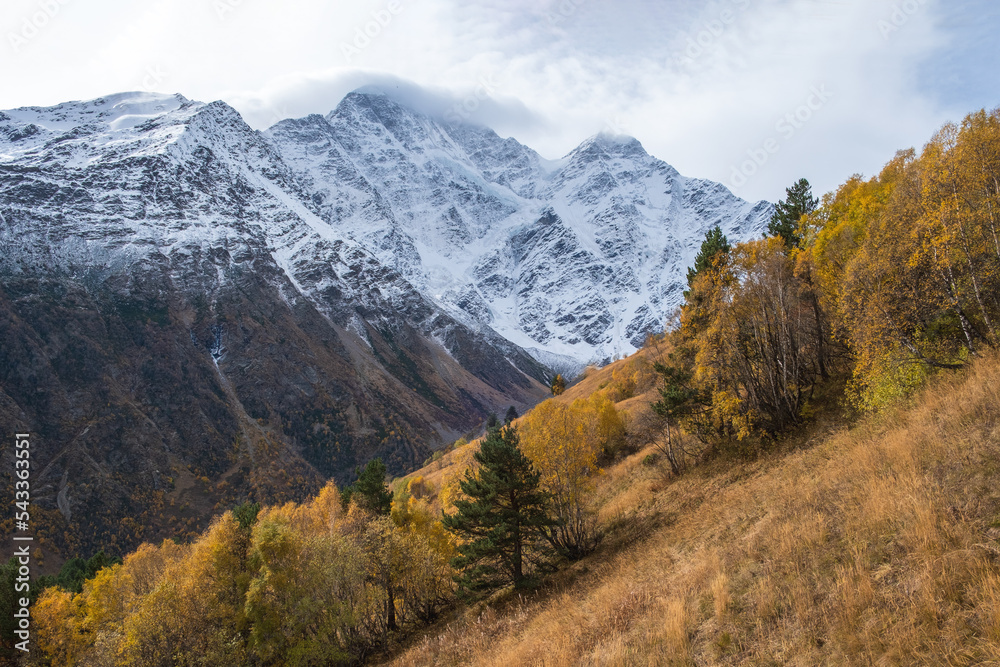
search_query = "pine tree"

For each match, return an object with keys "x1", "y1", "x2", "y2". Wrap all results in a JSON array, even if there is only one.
[
  {"x1": 651, "y1": 361, "x2": 710, "y2": 475},
  {"x1": 485, "y1": 413, "x2": 499, "y2": 429},
  {"x1": 768, "y1": 178, "x2": 818, "y2": 249},
  {"x1": 442, "y1": 426, "x2": 554, "y2": 598},
  {"x1": 550, "y1": 374, "x2": 566, "y2": 396},
  {"x1": 232, "y1": 501, "x2": 261, "y2": 532},
  {"x1": 345, "y1": 458, "x2": 392, "y2": 516},
  {"x1": 686, "y1": 226, "x2": 731, "y2": 290},
  {"x1": 504, "y1": 406, "x2": 519, "y2": 424}
]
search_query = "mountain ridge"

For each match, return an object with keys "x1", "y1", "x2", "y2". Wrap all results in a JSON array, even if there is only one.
[
  {"x1": 267, "y1": 89, "x2": 773, "y2": 368},
  {"x1": 0, "y1": 88, "x2": 770, "y2": 557}
]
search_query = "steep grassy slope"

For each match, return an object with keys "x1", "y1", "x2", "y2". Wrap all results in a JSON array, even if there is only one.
[{"x1": 384, "y1": 351, "x2": 1000, "y2": 665}]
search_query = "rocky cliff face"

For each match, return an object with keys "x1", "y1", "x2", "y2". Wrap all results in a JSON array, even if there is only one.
[{"x1": 0, "y1": 90, "x2": 769, "y2": 557}]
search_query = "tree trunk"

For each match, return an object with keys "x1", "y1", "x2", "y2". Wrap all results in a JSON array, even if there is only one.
[
  {"x1": 810, "y1": 292, "x2": 828, "y2": 379},
  {"x1": 386, "y1": 577, "x2": 397, "y2": 631}
]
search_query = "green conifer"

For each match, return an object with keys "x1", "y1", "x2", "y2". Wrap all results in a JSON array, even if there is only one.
[
  {"x1": 767, "y1": 177, "x2": 818, "y2": 249},
  {"x1": 442, "y1": 426, "x2": 554, "y2": 599}
]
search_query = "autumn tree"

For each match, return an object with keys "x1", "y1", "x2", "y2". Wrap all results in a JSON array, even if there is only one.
[
  {"x1": 711, "y1": 238, "x2": 824, "y2": 436},
  {"x1": 519, "y1": 398, "x2": 615, "y2": 558},
  {"x1": 442, "y1": 425, "x2": 554, "y2": 598},
  {"x1": 31, "y1": 481, "x2": 455, "y2": 666},
  {"x1": 791, "y1": 109, "x2": 1000, "y2": 409},
  {"x1": 245, "y1": 514, "x2": 361, "y2": 664},
  {"x1": 550, "y1": 374, "x2": 566, "y2": 396},
  {"x1": 675, "y1": 235, "x2": 828, "y2": 445},
  {"x1": 117, "y1": 520, "x2": 251, "y2": 665},
  {"x1": 390, "y1": 493, "x2": 456, "y2": 622}
]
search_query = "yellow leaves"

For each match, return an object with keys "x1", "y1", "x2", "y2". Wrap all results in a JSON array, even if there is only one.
[
  {"x1": 848, "y1": 349, "x2": 930, "y2": 413},
  {"x1": 681, "y1": 235, "x2": 821, "y2": 437},
  {"x1": 517, "y1": 396, "x2": 614, "y2": 556},
  {"x1": 439, "y1": 444, "x2": 476, "y2": 513},
  {"x1": 520, "y1": 396, "x2": 623, "y2": 512},
  {"x1": 605, "y1": 363, "x2": 644, "y2": 402},
  {"x1": 803, "y1": 108, "x2": 1000, "y2": 410},
  {"x1": 34, "y1": 587, "x2": 86, "y2": 665},
  {"x1": 33, "y1": 478, "x2": 458, "y2": 666},
  {"x1": 407, "y1": 475, "x2": 434, "y2": 500}
]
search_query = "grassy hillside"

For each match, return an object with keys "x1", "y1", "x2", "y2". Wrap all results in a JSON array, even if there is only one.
[
  {"x1": 382, "y1": 350, "x2": 1000, "y2": 665},
  {"x1": 21, "y1": 108, "x2": 1000, "y2": 666}
]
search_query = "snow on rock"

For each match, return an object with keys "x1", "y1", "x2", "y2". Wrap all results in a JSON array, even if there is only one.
[
  {"x1": 266, "y1": 92, "x2": 773, "y2": 366},
  {"x1": 1, "y1": 89, "x2": 773, "y2": 373}
]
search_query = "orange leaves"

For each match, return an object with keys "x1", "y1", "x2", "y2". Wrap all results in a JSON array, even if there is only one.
[{"x1": 33, "y1": 588, "x2": 85, "y2": 665}]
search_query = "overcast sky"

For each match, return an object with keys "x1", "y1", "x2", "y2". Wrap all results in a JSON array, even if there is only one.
[{"x1": 1, "y1": 0, "x2": 996, "y2": 202}]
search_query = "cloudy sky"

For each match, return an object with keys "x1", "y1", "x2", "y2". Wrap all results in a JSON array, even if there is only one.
[{"x1": 1, "y1": 0, "x2": 996, "y2": 202}]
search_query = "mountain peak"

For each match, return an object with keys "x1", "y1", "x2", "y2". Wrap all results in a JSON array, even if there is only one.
[
  {"x1": 1, "y1": 91, "x2": 195, "y2": 133},
  {"x1": 570, "y1": 131, "x2": 648, "y2": 160},
  {"x1": 327, "y1": 90, "x2": 411, "y2": 123}
]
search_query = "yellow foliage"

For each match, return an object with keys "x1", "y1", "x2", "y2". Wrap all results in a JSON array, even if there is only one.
[
  {"x1": 34, "y1": 588, "x2": 86, "y2": 665},
  {"x1": 438, "y1": 444, "x2": 477, "y2": 513},
  {"x1": 681, "y1": 236, "x2": 823, "y2": 439},
  {"x1": 798, "y1": 110, "x2": 1000, "y2": 409},
  {"x1": 519, "y1": 395, "x2": 625, "y2": 555},
  {"x1": 407, "y1": 475, "x2": 434, "y2": 499},
  {"x1": 32, "y1": 478, "x2": 455, "y2": 666}
]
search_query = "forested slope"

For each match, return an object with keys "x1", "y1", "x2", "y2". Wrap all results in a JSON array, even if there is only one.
[{"x1": 14, "y1": 107, "x2": 1000, "y2": 667}]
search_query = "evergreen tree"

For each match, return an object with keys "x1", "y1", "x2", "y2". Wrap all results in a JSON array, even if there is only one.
[
  {"x1": 344, "y1": 458, "x2": 392, "y2": 516},
  {"x1": 550, "y1": 374, "x2": 566, "y2": 396},
  {"x1": 485, "y1": 413, "x2": 499, "y2": 429},
  {"x1": 33, "y1": 549, "x2": 122, "y2": 595},
  {"x1": 767, "y1": 177, "x2": 818, "y2": 249},
  {"x1": 504, "y1": 405, "x2": 519, "y2": 424},
  {"x1": 685, "y1": 226, "x2": 731, "y2": 290},
  {"x1": 232, "y1": 501, "x2": 262, "y2": 532},
  {"x1": 442, "y1": 426, "x2": 554, "y2": 598},
  {"x1": 651, "y1": 360, "x2": 710, "y2": 475}
]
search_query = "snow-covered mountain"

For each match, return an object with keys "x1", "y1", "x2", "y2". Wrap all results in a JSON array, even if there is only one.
[
  {"x1": 1, "y1": 90, "x2": 770, "y2": 372},
  {"x1": 0, "y1": 91, "x2": 551, "y2": 555},
  {"x1": 267, "y1": 92, "x2": 772, "y2": 369},
  {"x1": 0, "y1": 89, "x2": 770, "y2": 554}
]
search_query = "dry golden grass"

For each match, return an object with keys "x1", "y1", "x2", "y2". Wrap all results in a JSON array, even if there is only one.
[
  {"x1": 381, "y1": 352, "x2": 1000, "y2": 666},
  {"x1": 393, "y1": 342, "x2": 671, "y2": 517}
]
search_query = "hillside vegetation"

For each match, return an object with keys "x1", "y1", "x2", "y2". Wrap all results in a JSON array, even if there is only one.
[
  {"x1": 385, "y1": 350, "x2": 1000, "y2": 665},
  {"x1": 14, "y1": 108, "x2": 1000, "y2": 665}
]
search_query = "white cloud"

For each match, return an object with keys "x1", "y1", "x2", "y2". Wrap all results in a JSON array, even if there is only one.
[{"x1": 0, "y1": 0, "x2": 990, "y2": 202}]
